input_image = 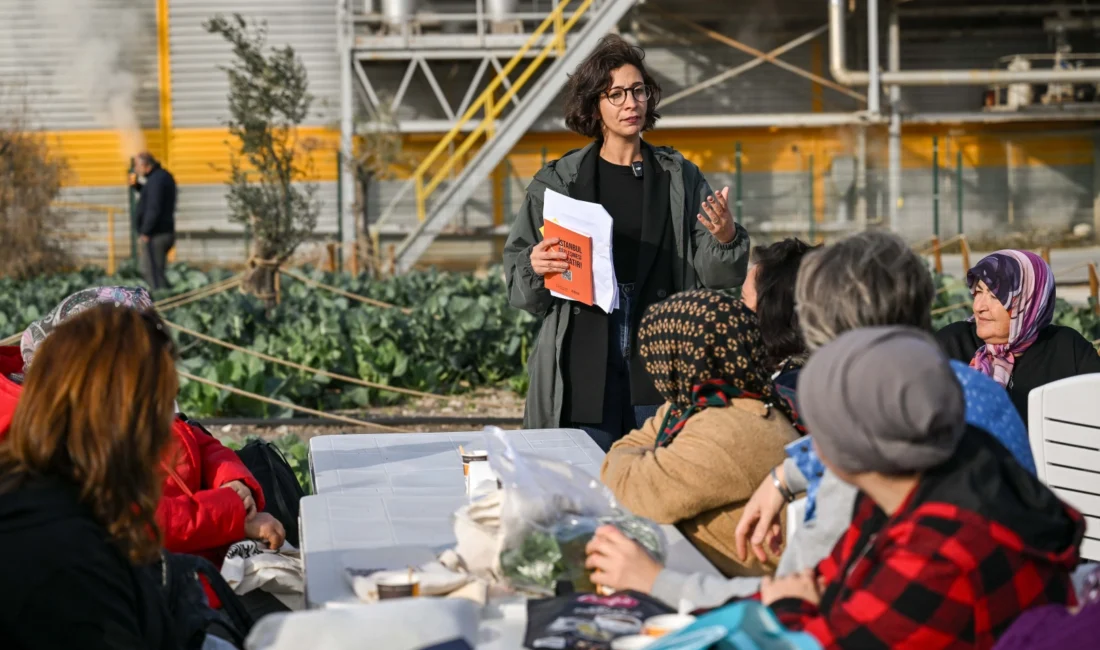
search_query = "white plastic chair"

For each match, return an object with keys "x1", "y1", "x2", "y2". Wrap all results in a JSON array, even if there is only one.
[{"x1": 1028, "y1": 375, "x2": 1100, "y2": 561}]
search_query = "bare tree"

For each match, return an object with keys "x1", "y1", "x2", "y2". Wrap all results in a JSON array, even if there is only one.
[
  {"x1": 0, "y1": 86, "x2": 70, "y2": 278},
  {"x1": 205, "y1": 14, "x2": 321, "y2": 306},
  {"x1": 349, "y1": 101, "x2": 411, "y2": 276}
]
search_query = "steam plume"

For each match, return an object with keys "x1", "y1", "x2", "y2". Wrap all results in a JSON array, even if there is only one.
[{"x1": 35, "y1": 0, "x2": 154, "y2": 162}]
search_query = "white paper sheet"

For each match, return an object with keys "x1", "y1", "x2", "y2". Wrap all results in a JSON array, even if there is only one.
[{"x1": 542, "y1": 189, "x2": 619, "y2": 313}]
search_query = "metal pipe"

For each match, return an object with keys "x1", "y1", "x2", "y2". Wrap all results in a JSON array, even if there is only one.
[
  {"x1": 932, "y1": 136, "x2": 940, "y2": 237},
  {"x1": 899, "y1": 5, "x2": 1088, "y2": 19},
  {"x1": 867, "y1": 0, "x2": 880, "y2": 114},
  {"x1": 734, "y1": 142, "x2": 743, "y2": 223},
  {"x1": 856, "y1": 126, "x2": 867, "y2": 230},
  {"x1": 829, "y1": 0, "x2": 1100, "y2": 86},
  {"x1": 956, "y1": 148, "x2": 963, "y2": 236},
  {"x1": 658, "y1": 113, "x2": 880, "y2": 128},
  {"x1": 887, "y1": 2, "x2": 901, "y2": 231},
  {"x1": 338, "y1": 1, "x2": 358, "y2": 254}
]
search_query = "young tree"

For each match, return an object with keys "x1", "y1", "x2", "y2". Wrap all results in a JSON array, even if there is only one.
[
  {"x1": 0, "y1": 86, "x2": 70, "y2": 278},
  {"x1": 349, "y1": 100, "x2": 411, "y2": 276},
  {"x1": 205, "y1": 14, "x2": 321, "y2": 306}
]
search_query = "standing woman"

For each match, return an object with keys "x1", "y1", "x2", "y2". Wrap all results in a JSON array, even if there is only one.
[{"x1": 503, "y1": 35, "x2": 750, "y2": 449}]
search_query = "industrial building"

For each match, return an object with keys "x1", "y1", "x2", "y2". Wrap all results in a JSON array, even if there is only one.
[{"x1": 2, "y1": 0, "x2": 1099, "y2": 270}]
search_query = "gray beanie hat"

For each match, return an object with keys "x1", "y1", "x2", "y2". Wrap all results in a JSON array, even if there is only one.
[{"x1": 797, "y1": 326, "x2": 966, "y2": 475}]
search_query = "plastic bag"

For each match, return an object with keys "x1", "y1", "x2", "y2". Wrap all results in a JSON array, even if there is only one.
[{"x1": 485, "y1": 427, "x2": 667, "y2": 596}]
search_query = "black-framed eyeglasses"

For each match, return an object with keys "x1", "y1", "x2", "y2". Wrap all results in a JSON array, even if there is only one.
[{"x1": 603, "y1": 84, "x2": 651, "y2": 106}]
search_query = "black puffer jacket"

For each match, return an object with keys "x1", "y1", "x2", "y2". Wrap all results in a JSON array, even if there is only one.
[{"x1": 0, "y1": 476, "x2": 179, "y2": 650}]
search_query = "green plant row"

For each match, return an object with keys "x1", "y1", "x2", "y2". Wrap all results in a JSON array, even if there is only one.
[
  {"x1": 4, "y1": 263, "x2": 1100, "y2": 420},
  {"x1": 0, "y1": 262, "x2": 538, "y2": 417}
]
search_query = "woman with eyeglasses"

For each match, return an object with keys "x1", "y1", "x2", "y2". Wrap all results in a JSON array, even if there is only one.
[{"x1": 503, "y1": 35, "x2": 750, "y2": 449}]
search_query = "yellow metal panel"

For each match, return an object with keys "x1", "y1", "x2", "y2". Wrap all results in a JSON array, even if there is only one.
[{"x1": 157, "y1": 0, "x2": 173, "y2": 167}]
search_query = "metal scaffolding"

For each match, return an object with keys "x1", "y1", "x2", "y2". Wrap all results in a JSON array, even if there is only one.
[{"x1": 336, "y1": 0, "x2": 1100, "y2": 267}]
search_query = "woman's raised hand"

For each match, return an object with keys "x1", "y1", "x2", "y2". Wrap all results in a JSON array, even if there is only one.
[{"x1": 698, "y1": 187, "x2": 737, "y2": 244}]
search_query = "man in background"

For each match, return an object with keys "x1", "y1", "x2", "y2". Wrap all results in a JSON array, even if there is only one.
[{"x1": 130, "y1": 152, "x2": 177, "y2": 290}]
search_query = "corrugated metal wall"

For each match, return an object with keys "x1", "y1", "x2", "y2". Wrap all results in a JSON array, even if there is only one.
[
  {"x1": 0, "y1": 0, "x2": 160, "y2": 130},
  {"x1": 168, "y1": 0, "x2": 340, "y2": 127}
]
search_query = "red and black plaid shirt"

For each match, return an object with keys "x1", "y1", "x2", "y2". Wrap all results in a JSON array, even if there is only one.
[{"x1": 770, "y1": 493, "x2": 1083, "y2": 649}]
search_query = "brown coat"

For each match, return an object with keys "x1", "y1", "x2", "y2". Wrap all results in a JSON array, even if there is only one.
[{"x1": 601, "y1": 400, "x2": 798, "y2": 577}]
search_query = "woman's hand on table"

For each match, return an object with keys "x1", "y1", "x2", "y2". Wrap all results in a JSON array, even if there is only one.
[
  {"x1": 245, "y1": 512, "x2": 286, "y2": 550},
  {"x1": 760, "y1": 569, "x2": 823, "y2": 607},
  {"x1": 530, "y1": 237, "x2": 570, "y2": 277},
  {"x1": 697, "y1": 187, "x2": 737, "y2": 244},
  {"x1": 585, "y1": 525, "x2": 663, "y2": 594},
  {"x1": 734, "y1": 465, "x2": 787, "y2": 564}
]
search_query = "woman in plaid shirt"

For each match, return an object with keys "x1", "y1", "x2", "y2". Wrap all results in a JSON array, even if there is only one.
[{"x1": 762, "y1": 327, "x2": 1083, "y2": 649}]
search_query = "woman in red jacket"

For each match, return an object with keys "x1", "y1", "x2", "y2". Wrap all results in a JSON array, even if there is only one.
[{"x1": 1, "y1": 287, "x2": 286, "y2": 606}]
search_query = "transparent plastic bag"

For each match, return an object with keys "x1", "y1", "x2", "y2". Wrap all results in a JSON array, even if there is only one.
[{"x1": 485, "y1": 427, "x2": 667, "y2": 596}]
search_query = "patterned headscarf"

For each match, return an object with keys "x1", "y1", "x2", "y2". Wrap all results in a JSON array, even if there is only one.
[
  {"x1": 965, "y1": 250, "x2": 1055, "y2": 387},
  {"x1": 638, "y1": 289, "x2": 797, "y2": 447},
  {"x1": 20, "y1": 286, "x2": 153, "y2": 370}
]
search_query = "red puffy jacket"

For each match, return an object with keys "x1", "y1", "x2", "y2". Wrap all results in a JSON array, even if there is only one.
[{"x1": 0, "y1": 346, "x2": 264, "y2": 606}]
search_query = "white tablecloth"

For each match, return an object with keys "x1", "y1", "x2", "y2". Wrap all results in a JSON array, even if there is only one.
[{"x1": 301, "y1": 429, "x2": 722, "y2": 649}]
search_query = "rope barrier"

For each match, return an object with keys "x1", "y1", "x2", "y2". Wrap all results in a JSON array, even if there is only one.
[
  {"x1": 280, "y1": 269, "x2": 410, "y2": 313},
  {"x1": 155, "y1": 274, "x2": 245, "y2": 309},
  {"x1": 931, "y1": 300, "x2": 971, "y2": 316},
  {"x1": 916, "y1": 234, "x2": 965, "y2": 256},
  {"x1": 159, "y1": 278, "x2": 245, "y2": 312},
  {"x1": 164, "y1": 320, "x2": 507, "y2": 410},
  {"x1": 177, "y1": 370, "x2": 406, "y2": 433}
]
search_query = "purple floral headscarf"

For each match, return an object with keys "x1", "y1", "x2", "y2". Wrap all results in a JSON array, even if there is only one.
[
  {"x1": 20, "y1": 287, "x2": 153, "y2": 370},
  {"x1": 966, "y1": 250, "x2": 1055, "y2": 387}
]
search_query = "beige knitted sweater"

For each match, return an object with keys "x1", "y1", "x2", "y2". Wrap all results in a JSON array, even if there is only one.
[{"x1": 601, "y1": 400, "x2": 798, "y2": 577}]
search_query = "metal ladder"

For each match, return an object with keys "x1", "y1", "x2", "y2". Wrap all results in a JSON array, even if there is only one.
[{"x1": 392, "y1": 0, "x2": 637, "y2": 273}]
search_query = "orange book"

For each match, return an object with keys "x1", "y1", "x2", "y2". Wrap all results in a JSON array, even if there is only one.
[{"x1": 543, "y1": 220, "x2": 594, "y2": 306}]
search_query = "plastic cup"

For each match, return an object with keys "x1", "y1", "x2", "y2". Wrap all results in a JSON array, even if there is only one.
[
  {"x1": 611, "y1": 635, "x2": 655, "y2": 650},
  {"x1": 375, "y1": 573, "x2": 421, "y2": 600},
  {"x1": 642, "y1": 614, "x2": 695, "y2": 637}
]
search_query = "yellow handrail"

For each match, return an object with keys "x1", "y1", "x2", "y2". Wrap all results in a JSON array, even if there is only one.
[
  {"x1": 52, "y1": 201, "x2": 123, "y2": 274},
  {"x1": 413, "y1": 0, "x2": 597, "y2": 221}
]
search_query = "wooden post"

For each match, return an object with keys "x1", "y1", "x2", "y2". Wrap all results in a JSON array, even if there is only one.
[
  {"x1": 960, "y1": 235, "x2": 971, "y2": 273},
  {"x1": 1040, "y1": 246, "x2": 1051, "y2": 266},
  {"x1": 349, "y1": 241, "x2": 360, "y2": 277},
  {"x1": 273, "y1": 268, "x2": 281, "y2": 305},
  {"x1": 106, "y1": 208, "x2": 117, "y2": 275},
  {"x1": 932, "y1": 235, "x2": 943, "y2": 274},
  {"x1": 387, "y1": 243, "x2": 397, "y2": 276},
  {"x1": 326, "y1": 243, "x2": 338, "y2": 272},
  {"x1": 1088, "y1": 263, "x2": 1100, "y2": 315}
]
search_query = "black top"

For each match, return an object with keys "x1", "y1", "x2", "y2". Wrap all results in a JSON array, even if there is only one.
[
  {"x1": 0, "y1": 477, "x2": 178, "y2": 650},
  {"x1": 562, "y1": 143, "x2": 676, "y2": 423},
  {"x1": 936, "y1": 321, "x2": 1100, "y2": 424},
  {"x1": 135, "y1": 164, "x2": 178, "y2": 237},
  {"x1": 597, "y1": 157, "x2": 644, "y2": 284}
]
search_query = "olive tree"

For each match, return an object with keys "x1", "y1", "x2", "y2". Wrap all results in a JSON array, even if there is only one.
[{"x1": 205, "y1": 14, "x2": 321, "y2": 306}]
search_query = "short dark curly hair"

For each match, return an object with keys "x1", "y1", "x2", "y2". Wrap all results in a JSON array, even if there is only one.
[
  {"x1": 752, "y1": 238, "x2": 817, "y2": 367},
  {"x1": 563, "y1": 35, "x2": 662, "y2": 139}
]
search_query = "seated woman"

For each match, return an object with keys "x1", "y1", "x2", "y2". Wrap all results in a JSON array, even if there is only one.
[
  {"x1": 0, "y1": 288, "x2": 285, "y2": 610},
  {"x1": 762, "y1": 327, "x2": 1081, "y2": 649},
  {"x1": 600, "y1": 289, "x2": 799, "y2": 577},
  {"x1": 937, "y1": 249, "x2": 1100, "y2": 423},
  {"x1": 585, "y1": 232, "x2": 1036, "y2": 610},
  {"x1": 0, "y1": 305, "x2": 179, "y2": 649},
  {"x1": 740, "y1": 238, "x2": 815, "y2": 383}
]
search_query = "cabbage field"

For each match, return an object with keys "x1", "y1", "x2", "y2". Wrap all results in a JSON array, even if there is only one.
[{"x1": 3, "y1": 261, "x2": 1099, "y2": 420}]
